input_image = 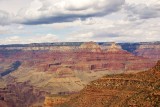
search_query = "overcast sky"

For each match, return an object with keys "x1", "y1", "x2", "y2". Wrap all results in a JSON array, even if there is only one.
[{"x1": 0, "y1": 0, "x2": 160, "y2": 44}]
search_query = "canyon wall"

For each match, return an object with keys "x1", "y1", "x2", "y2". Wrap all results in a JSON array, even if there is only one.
[
  {"x1": 0, "y1": 42, "x2": 160, "y2": 107},
  {"x1": 46, "y1": 60, "x2": 160, "y2": 107},
  {"x1": 134, "y1": 42, "x2": 160, "y2": 60}
]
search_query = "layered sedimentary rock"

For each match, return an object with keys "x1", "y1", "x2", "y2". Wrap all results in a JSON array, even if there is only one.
[
  {"x1": 79, "y1": 41, "x2": 102, "y2": 52},
  {"x1": 134, "y1": 42, "x2": 160, "y2": 60},
  {"x1": 48, "y1": 60, "x2": 160, "y2": 107},
  {"x1": 106, "y1": 42, "x2": 122, "y2": 52},
  {"x1": 0, "y1": 42, "x2": 159, "y2": 107},
  {"x1": 0, "y1": 76, "x2": 46, "y2": 107},
  {"x1": 56, "y1": 68, "x2": 75, "y2": 78},
  {"x1": 0, "y1": 42, "x2": 156, "y2": 80},
  {"x1": 0, "y1": 42, "x2": 160, "y2": 60},
  {"x1": 73, "y1": 42, "x2": 155, "y2": 72},
  {"x1": 2, "y1": 42, "x2": 154, "y2": 73},
  {"x1": 44, "y1": 96, "x2": 70, "y2": 107}
]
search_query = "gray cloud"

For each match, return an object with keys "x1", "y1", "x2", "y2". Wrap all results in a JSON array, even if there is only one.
[
  {"x1": 18, "y1": 0, "x2": 125, "y2": 25},
  {"x1": 66, "y1": 16, "x2": 160, "y2": 42},
  {"x1": 0, "y1": 10, "x2": 12, "y2": 25},
  {"x1": 125, "y1": 4, "x2": 160, "y2": 20}
]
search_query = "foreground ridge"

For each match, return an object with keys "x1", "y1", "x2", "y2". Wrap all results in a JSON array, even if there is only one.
[{"x1": 44, "y1": 60, "x2": 160, "y2": 107}]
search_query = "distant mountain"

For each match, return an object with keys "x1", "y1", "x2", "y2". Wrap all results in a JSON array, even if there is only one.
[{"x1": 0, "y1": 41, "x2": 160, "y2": 60}]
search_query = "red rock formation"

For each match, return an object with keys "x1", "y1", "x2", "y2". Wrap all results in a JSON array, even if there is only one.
[
  {"x1": 4, "y1": 42, "x2": 155, "y2": 73},
  {"x1": 56, "y1": 67, "x2": 75, "y2": 78},
  {"x1": 53, "y1": 60, "x2": 160, "y2": 107},
  {"x1": 79, "y1": 41, "x2": 102, "y2": 52},
  {"x1": 134, "y1": 43, "x2": 160, "y2": 60},
  {"x1": 0, "y1": 81, "x2": 46, "y2": 107},
  {"x1": 44, "y1": 96, "x2": 69, "y2": 107},
  {"x1": 106, "y1": 42, "x2": 122, "y2": 52},
  {"x1": 0, "y1": 42, "x2": 159, "y2": 107}
]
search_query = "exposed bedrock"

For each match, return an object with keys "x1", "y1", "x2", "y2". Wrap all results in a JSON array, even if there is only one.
[
  {"x1": 0, "y1": 42, "x2": 159, "y2": 107},
  {"x1": 45, "y1": 60, "x2": 160, "y2": 107}
]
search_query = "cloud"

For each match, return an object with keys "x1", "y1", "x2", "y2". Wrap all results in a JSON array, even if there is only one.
[
  {"x1": 0, "y1": 36, "x2": 22, "y2": 44},
  {"x1": 125, "y1": 4, "x2": 160, "y2": 20},
  {"x1": 126, "y1": 0, "x2": 160, "y2": 5},
  {"x1": 67, "y1": 32, "x2": 94, "y2": 42},
  {"x1": 0, "y1": 34, "x2": 59, "y2": 44},
  {"x1": 17, "y1": 0, "x2": 125, "y2": 25},
  {"x1": 0, "y1": 0, "x2": 160, "y2": 43},
  {"x1": 17, "y1": 25, "x2": 24, "y2": 30},
  {"x1": 0, "y1": 10, "x2": 12, "y2": 25},
  {"x1": 0, "y1": 26, "x2": 11, "y2": 34},
  {"x1": 65, "y1": 16, "x2": 160, "y2": 42},
  {"x1": 28, "y1": 34, "x2": 59, "y2": 43}
]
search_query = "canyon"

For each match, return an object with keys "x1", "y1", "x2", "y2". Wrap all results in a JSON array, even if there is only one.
[
  {"x1": 49, "y1": 60, "x2": 160, "y2": 107},
  {"x1": 0, "y1": 41, "x2": 160, "y2": 107}
]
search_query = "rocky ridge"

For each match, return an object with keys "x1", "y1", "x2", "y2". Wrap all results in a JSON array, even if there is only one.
[
  {"x1": 45, "y1": 60, "x2": 160, "y2": 107},
  {"x1": 0, "y1": 42, "x2": 159, "y2": 107}
]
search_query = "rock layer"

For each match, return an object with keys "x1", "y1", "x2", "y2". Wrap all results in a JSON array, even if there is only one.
[
  {"x1": 49, "y1": 60, "x2": 160, "y2": 107},
  {"x1": 0, "y1": 42, "x2": 159, "y2": 107},
  {"x1": 134, "y1": 43, "x2": 160, "y2": 60}
]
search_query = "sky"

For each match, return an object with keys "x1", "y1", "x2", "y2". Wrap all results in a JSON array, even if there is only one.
[{"x1": 0, "y1": 0, "x2": 160, "y2": 44}]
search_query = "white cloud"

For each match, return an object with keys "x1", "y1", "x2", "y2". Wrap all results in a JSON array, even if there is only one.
[
  {"x1": 64, "y1": 15, "x2": 160, "y2": 42},
  {"x1": 29, "y1": 34, "x2": 59, "y2": 43},
  {"x1": 0, "y1": 25, "x2": 11, "y2": 34},
  {"x1": 17, "y1": 25, "x2": 24, "y2": 30},
  {"x1": 0, "y1": 34, "x2": 59, "y2": 44},
  {"x1": 125, "y1": 4, "x2": 160, "y2": 20},
  {"x1": 0, "y1": 36, "x2": 22, "y2": 44},
  {"x1": 0, "y1": 0, "x2": 160, "y2": 43},
  {"x1": 67, "y1": 32, "x2": 94, "y2": 42},
  {"x1": 126, "y1": 0, "x2": 160, "y2": 5},
  {"x1": 0, "y1": 10, "x2": 13, "y2": 25},
  {"x1": 16, "y1": 0, "x2": 125, "y2": 24},
  {"x1": 0, "y1": 0, "x2": 32, "y2": 14},
  {"x1": 0, "y1": 0, "x2": 125, "y2": 25}
]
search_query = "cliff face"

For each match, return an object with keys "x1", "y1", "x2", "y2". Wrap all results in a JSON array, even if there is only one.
[
  {"x1": 44, "y1": 96, "x2": 70, "y2": 107},
  {"x1": 0, "y1": 42, "x2": 160, "y2": 60},
  {"x1": 0, "y1": 42, "x2": 159, "y2": 107},
  {"x1": 73, "y1": 43, "x2": 155, "y2": 72},
  {"x1": 0, "y1": 79, "x2": 46, "y2": 107},
  {"x1": 79, "y1": 41, "x2": 102, "y2": 52},
  {"x1": 134, "y1": 43, "x2": 160, "y2": 60},
  {"x1": 1, "y1": 42, "x2": 155, "y2": 73},
  {"x1": 0, "y1": 61, "x2": 21, "y2": 77},
  {"x1": 52, "y1": 60, "x2": 160, "y2": 107}
]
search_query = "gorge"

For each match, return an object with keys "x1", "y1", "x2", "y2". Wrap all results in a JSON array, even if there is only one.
[{"x1": 0, "y1": 41, "x2": 160, "y2": 107}]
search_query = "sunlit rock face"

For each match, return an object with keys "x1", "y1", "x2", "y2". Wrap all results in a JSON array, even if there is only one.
[
  {"x1": 44, "y1": 96, "x2": 69, "y2": 107},
  {"x1": 0, "y1": 42, "x2": 156, "y2": 73},
  {"x1": 100, "y1": 43, "x2": 155, "y2": 72},
  {"x1": 56, "y1": 67, "x2": 75, "y2": 78},
  {"x1": 106, "y1": 42, "x2": 122, "y2": 52},
  {"x1": 79, "y1": 41, "x2": 102, "y2": 52},
  {"x1": 0, "y1": 80, "x2": 46, "y2": 107},
  {"x1": 0, "y1": 42, "x2": 159, "y2": 107},
  {"x1": 134, "y1": 43, "x2": 160, "y2": 60},
  {"x1": 51, "y1": 60, "x2": 160, "y2": 107}
]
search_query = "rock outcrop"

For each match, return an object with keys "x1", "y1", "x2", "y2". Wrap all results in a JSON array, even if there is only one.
[
  {"x1": 0, "y1": 42, "x2": 159, "y2": 107},
  {"x1": 56, "y1": 67, "x2": 75, "y2": 78},
  {"x1": 0, "y1": 81, "x2": 46, "y2": 107},
  {"x1": 79, "y1": 41, "x2": 102, "y2": 52},
  {"x1": 134, "y1": 43, "x2": 160, "y2": 60},
  {"x1": 106, "y1": 42, "x2": 122, "y2": 52},
  {"x1": 44, "y1": 96, "x2": 69, "y2": 107},
  {"x1": 52, "y1": 60, "x2": 160, "y2": 107}
]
